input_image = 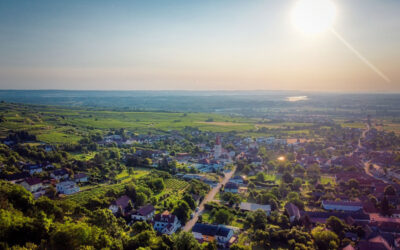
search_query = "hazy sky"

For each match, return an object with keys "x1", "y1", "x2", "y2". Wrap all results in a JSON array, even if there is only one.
[{"x1": 0, "y1": 0, "x2": 399, "y2": 92}]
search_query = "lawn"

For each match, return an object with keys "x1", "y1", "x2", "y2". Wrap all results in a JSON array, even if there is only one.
[
  {"x1": 36, "y1": 131, "x2": 82, "y2": 144},
  {"x1": 116, "y1": 168, "x2": 150, "y2": 182},
  {"x1": 320, "y1": 175, "x2": 336, "y2": 185}
]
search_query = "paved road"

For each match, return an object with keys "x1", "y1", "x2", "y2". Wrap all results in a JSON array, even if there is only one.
[
  {"x1": 182, "y1": 166, "x2": 236, "y2": 232},
  {"x1": 357, "y1": 123, "x2": 392, "y2": 184}
]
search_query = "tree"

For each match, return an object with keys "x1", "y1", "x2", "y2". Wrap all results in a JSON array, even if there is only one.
[
  {"x1": 256, "y1": 172, "x2": 265, "y2": 182},
  {"x1": 125, "y1": 183, "x2": 137, "y2": 200},
  {"x1": 50, "y1": 221, "x2": 116, "y2": 250},
  {"x1": 306, "y1": 164, "x2": 320, "y2": 178},
  {"x1": 282, "y1": 172, "x2": 294, "y2": 183},
  {"x1": 183, "y1": 193, "x2": 196, "y2": 210},
  {"x1": 131, "y1": 221, "x2": 152, "y2": 235},
  {"x1": 173, "y1": 231, "x2": 201, "y2": 250},
  {"x1": 293, "y1": 178, "x2": 303, "y2": 191},
  {"x1": 326, "y1": 216, "x2": 346, "y2": 237},
  {"x1": 347, "y1": 179, "x2": 359, "y2": 189},
  {"x1": 126, "y1": 230, "x2": 157, "y2": 249},
  {"x1": 147, "y1": 178, "x2": 165, "y2": 193},
  {"x1": 203, "y1": 240, "x2": 218, "y2": 250},
  {"x1": 311, "y1": 226, "x2": 339, "y2": 250},
  {"x1": 384, "y1": 185, "x2": 396, "y2": 196},
  {"x1": 252, "y1": 229, "x2": 270, "y2": 247},
  {"x1": 245, "y1": 209, "x2": 268, "y2": 230},
  {"x1": 135, "y1": 192, "x2": 147, "y2": 207},
  {"x1": 172, "y1": 201, "x2": 191, "y2": 224},
  {"x1": 213, "y1": 208, "x2": 233, "y2": 224},
  {"x1": 89, "y1": 209, "x2": 121, "y2": 237},
  {"x1": 381, "y1": 195, "x2": 391, "y2": 216}
]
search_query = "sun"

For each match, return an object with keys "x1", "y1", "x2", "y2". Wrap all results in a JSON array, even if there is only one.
[{"x1": 291, "y1": 0, "x2": 336, "y2": 35}]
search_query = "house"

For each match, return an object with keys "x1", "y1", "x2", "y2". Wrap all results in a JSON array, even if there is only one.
[
  {"x1": 239, "y1": 202, "x2": 271, "y2": 215},
  {"x1": 51, "y1": 168, "x2": 69, "y2": 180},
  {"x1": 109, "y1": 195, "x2": 132, "y2": 215},
  {"x1": 302, "y1": 211, "x2": 370, "y2": 224},
  {"x1": 153, "y1": 210, "x2": 181, "y2": 235},
  {"x1": 229, "y1": 176, "x2": 246, "y2": 186},
  {"x1": 342, "y1": 244, "x2": 355, "y2": 250},
  {"x1": 224, "y1": 182, "x2": 239, "y2": 193},
  {"x1": 131, "y1": 204, "x2": 155, "y2": 221},
  {"x1": 21, "y1": 177, "x2": 43, "y2": 192},
  {"x1": 73, "y1": 173, "x2": 89, "y2": 183},
  {"x1": 23, "y1": 164, "x2": 43, "y2": 175},
  {"x1": 192, "y1": 223, "x2": 234, "y2": 247},
  {"x1": 56, "y1": 181, "x2": 80, "y2": 195},
  {"x1": 322, "y1": 200, "x2": 363, "y2": 212},
  {"x1": 358, "y1": 235, "x2": 392, "y2": 250},
  {"x1": 203, "y1": 179, "x2": 218, "y2": 188},
  {"x1": 285, "y1": 203, "x2": 300, "y2": 222},
  {"x1": 4, "y1": 172, "x2": 30, "y2": 183}
]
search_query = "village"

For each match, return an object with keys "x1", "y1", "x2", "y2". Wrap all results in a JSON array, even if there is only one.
[{"x1": 1, "y1": 112, "x2": 400, "y2": 249}]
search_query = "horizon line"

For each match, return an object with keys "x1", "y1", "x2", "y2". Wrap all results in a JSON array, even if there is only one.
[{"x1": 0, "y1": 89, "x2": 399, "y2": 94}]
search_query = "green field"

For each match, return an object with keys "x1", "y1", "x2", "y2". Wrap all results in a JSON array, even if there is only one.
[{"x1": 0, "y1": 103, "x2": 338, "y2": 144}]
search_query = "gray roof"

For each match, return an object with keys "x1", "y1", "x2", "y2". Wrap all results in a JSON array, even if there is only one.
[
  {"x1": 239, "y1": 202, "x2": 271, "y2": 212},
  {"x1": 192, "y1": 223, "x2": 232, "y2": 237}
]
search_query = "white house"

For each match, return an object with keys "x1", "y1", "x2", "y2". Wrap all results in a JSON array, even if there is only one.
[
  {"x1": 51, "y1": 168, "x2": 69, "y2": 180},
  {"x1": 109, "y1": 195, "x2": 132, "y2": 215},
  {"x1": 192, "y1": 223, "x2": 234, "y2": 247},
  {"x1": 153, "y1": 210, "x2": 181, "y2": 235},
  {"x1": 23, "y1": 164, "x2": 43, "y2": 175},
  {"x1": 322, "y1": 200, "x2": 363, "y2": 212},
  {"x1": 229, "y1": 176, "x2": 246, "y2": 186},
  {"x1": 239, "y1": 202, "x2": 271, "y2": 215},
  {"x1": 224, "y1": 182, "x2": 239, "y2": 193},
  {"x1": 56, "y1": 181, "x2": 80, "y2": 195},
  {"x1": 131, "y1": 204, "x2": 155, "y2": 221},
  {"x1": 21, "y1": 177, "x2": 43, "y2": 192},
  {"x1": 73, "y1": 173, "x2": 89, "y2": 183}
]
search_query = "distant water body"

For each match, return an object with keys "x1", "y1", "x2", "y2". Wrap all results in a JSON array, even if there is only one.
[{"x1": 286, "y1": 96, "x2": 309, "y2": 102}]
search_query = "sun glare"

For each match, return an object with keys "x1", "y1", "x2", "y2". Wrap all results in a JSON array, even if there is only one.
[{"x1": 291, "y1": 0, "x2": 336, "y2": 35}]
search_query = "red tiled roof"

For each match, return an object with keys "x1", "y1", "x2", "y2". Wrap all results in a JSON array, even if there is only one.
[
  {"x1": 112, "y1": 195, "x2": 132, "y2": 209},
  {"x1": 358, "y1": 235, "x2": 391, "y2": 250},
  {"x1": 285, "y1": 203, "x2": 300, "y2": 218},
  {"x1": 24, "y1": 177, "x2": 42, "y2": 186},
  {"x1": 137, "y1": 204, "x2": 155, "y2": 216},
  {"x1": 154, "y1": 210, "x2": 177, "y2": 223}
]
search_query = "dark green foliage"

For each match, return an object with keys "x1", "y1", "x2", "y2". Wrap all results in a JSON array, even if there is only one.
[
  {"x1": 172, "y1": 200, "x2": 191, "y2": 224},
  {"x1": 183, "y1": 193, "x2": 196, "y2": 210},
  {"x1": 173, "y1": 231, "x2": 201, "y2": 250}
]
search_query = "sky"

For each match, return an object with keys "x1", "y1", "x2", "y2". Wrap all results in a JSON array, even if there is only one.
[{"x1": 0, "y1": 0, "x2": 399, "y2": 92}]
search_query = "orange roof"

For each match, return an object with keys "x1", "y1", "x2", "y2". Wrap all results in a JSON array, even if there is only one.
[{"x1": 202, "y1": 235, "x2": 215, "y2": 242}]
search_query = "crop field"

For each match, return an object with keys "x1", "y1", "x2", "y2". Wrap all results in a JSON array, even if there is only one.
[
  {"x1": 0, "y1": 103, "x2": 256, "y2": 142},
  {"x1": 377, "y1": 121, "x2": 400, "y2": 135},
  {"x1": 164, "y1": 178, "x2": 189, "y2": 192},
  {"x1": 66, "y1": 182, "x2": 126, "y2": 205},
  {"x1": 340, "y1": 122, "x2": 365, "y2": 129},
  {"x1": 0, "y1": 103, "x2": 355, "y2": 144}
]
